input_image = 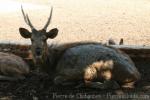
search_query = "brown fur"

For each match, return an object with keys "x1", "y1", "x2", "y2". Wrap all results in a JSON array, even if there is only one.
[
  {"x1": 0, "y1": 52, "x2": 29, "y2": 80},
  {"x1": 52, "y1": 43, "x2": 140, "y2": 89}
]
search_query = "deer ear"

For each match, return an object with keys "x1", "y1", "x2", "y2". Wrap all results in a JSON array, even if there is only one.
[
  {"x1": 19, "y1": 28, "x2": 31, "y2": 38},
  {"x1": 46, "y1": 28, "x2": 58, "y2": 39}
]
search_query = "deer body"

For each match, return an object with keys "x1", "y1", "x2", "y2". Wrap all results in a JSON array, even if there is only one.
[
  {"x1": 19, "y1": 6, "x2": 140, "y2": 89},
  {"x1": 0, "y1": 52, "x2": 29, "y2": 81},
  {"x1": 54, "y1": 44, "x2": 140, "y2": 89}
]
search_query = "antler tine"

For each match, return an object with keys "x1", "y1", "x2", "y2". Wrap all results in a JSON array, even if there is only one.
[
  {"x1": 21, "y1": 5, "x2": 34, "y2": 29},
  {"x1": 21, "y1": 6, "x2": 27, "y2": 23},
  {"x1": 26, "y1": 14, "x2": 34, "y2": 29},
  {"x1": 43, "y1": 7, "x2": 53, "y2": 30}
]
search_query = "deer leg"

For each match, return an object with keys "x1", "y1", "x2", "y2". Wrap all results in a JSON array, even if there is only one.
[
  {"x1": 54, "y1": 68, "x2": 83, "y2": 86},
  {"x1": 85, "y1": 80, "x2": 120, "y2": 89},
  {"x1": 54, "y1": 75, "x2": 77, "y2": 86},
  {"x1": 0, "y1": 75, "x2": 25, "y2": 81},
  {"x1": 121, "y1": 82, "x2": 135, "y2": 89},
  {"x1": 84, "y1": 66, "x2": 120, "y2": 89}
]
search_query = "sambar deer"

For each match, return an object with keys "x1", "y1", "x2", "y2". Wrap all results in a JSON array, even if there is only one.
[
  {"x1": 0, "y1": 52, "x2": 29, "y2": 81},
  {"x1": 19, "y1": 6, "x2": 140, "y2": 89}
]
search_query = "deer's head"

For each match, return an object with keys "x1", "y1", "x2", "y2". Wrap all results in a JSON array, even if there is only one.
[{"x1": 19, "y1": 6, "x2": 58, "y2": 64}]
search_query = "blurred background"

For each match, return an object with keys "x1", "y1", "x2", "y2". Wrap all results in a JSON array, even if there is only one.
[{"x1": 0, "y1": 0, "x2": 150, "y2": 45}]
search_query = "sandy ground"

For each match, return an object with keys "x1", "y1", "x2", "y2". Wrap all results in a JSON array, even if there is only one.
[{"x1": 0, "y1": 0, "x2": 150, "y2": 45}]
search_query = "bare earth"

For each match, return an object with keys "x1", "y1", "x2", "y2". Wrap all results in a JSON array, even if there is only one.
[{"x1": 0, "y1": 0, "x2": 150, "y2": 45}]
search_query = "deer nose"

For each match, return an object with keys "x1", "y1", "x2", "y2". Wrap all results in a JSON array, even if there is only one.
[{"x1": 35, "y1": 47, "x2": 42, "y2": 56}]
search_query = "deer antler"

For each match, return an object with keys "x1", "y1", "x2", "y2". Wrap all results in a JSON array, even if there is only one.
[
  {"x1": 21, "y1": 6, "x2": 35, "y2": 29},
  {"x1": 43, "y1": 7, "x2": 53, "y2": 30}
]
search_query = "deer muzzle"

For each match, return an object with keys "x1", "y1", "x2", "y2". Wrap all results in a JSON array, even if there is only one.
[
  {"x1": 35, "y1": 47, "x2": 42, "y2": 56},
  {"x1": 34, "y1": 47, "x2": 43, "y2": 62}
]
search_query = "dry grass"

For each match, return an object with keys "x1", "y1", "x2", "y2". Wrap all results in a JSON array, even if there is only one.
[{"x1": 0, "y1": 0, "x2": 150, "y2": 45}]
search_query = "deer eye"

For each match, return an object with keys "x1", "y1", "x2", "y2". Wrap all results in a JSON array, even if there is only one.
[
  {"x1": 42, "y1": 37, "x2": 47, "y2": 41},
  {"x1": 31, "y1": 38, "x2": 34, "y2": 42}
]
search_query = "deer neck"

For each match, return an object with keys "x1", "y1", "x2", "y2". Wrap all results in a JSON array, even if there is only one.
[{"x1": 40, "y1": 45, "x2": 56, "y2": 73}]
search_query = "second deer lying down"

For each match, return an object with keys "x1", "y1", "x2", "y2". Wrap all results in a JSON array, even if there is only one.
[
  {"x1": 19, "y1": 6, "x2": 141, "y2": 89},
  {"x1": 0, "y1": 52, "x2": 29, "y2": 81}
]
